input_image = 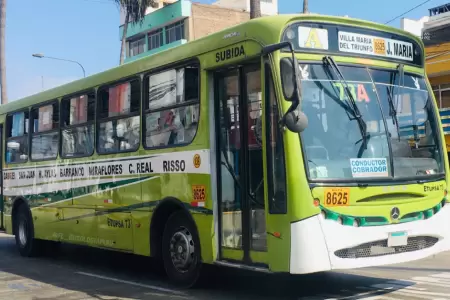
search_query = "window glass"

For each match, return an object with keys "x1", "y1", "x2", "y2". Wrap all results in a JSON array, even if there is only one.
[
  {"x1": 144, "y1": 65, "x2": 199, "y2": 148},
  {"x1": 8, "y1": 111, "x2": 28, "y2": 137},
  {"x1": 98, "y1": 79, "x2": 140, "y2": 119},
  {"x1": 5, "y1": 111, "x2": 30, "y2": 163},
  {"x1": 129, "y1": 37, "x2": 145, "y2": 57},
  {"x1": 97, "y1": 79, "x2": 141, "y2": 154},
  {"x1": 148, "y1": 29, "x2": 163, "y2": 51},
  {"x1": 145, "y1": 104, "x2": 199, "y2": 148},
  {"x1": 148, "y1": 69, "x2": 179, "y2": 109},
  {"x1": 6, "y1": 138, "x2": 28, "y2": 164},
  {"x1": 442, "y1": 90, "x2": 450, "y2": 109},
  {"x1": 30, "y1": 102, "x2": 59, "y2": 160},
  {"x1": 433, "y1": 90, "x2": 440, "y2": 107},
  {"x1": 31, "y1": 103, "x2": 59, "y2": 133},
  {"x1": 297, "y1": 63, "x2": 443, "y2": 181},
  {"x1": 31, "y1": 131, "x2": 58, "y2": 160},
  {"x1": 61, "y1": 93, "x2": 95, "y2": 157},
  {"x1": 62, "y1": 125, "x2": 94, "y2": 157},
  {"x1": 165, "y1": 20, "x2": 185, "y2": 44},
  {"x1": 98, "y1": 116, "x2": 140, "y2": 153},
  {"x1": 62, "y1": 94, "x2": 95, "y2": 126}
]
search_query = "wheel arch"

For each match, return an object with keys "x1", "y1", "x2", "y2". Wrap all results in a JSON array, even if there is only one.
[{"x1": 150, "y1": 197, "x2": 200, "y2": 260}]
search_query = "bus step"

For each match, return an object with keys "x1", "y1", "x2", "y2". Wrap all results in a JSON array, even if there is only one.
[{"x1": 214, "y1": 260, "x2": 270, "y2": 273}]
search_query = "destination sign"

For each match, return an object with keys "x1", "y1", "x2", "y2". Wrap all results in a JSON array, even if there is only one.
[
  {"x1": 281, "y1": 22, "x2": 423, "y2": 67},
  {"x1": 338, "y1": 31, "x2": 413, "y2": 62}
]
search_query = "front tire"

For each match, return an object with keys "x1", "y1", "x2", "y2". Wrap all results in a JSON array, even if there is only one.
[
  {"x1": 162, "y1": 210, "x2": 202, "y2": 288},
  {"x1": 14, "y1": 204, "x2": 41, "y2": 257}
]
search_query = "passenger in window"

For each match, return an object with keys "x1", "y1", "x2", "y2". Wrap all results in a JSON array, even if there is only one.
[{"x1": 118, "y1": 117, "x2": 140, "y2": 150}]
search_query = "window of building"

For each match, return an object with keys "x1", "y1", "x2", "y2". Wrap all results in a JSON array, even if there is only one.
[
  {"x1": 30, "y1": 102, "x2": 59, "y2": 161},
  {"x1": 144, "y1": 64, "x2": 199, "y2": 148},
  {"x1": 97, "y1": 79, "x2": 141, "y2": 154},
  {"x1": 434, "y1": 89, "x2": 441, "y2": 107},
  {"x1": 165, "y1": 20, "x2": 185, "y2": 44},
  {"x1": 148, "y1": 28, "x2": 163, "y2": 51},
  {"x1": 442, "y1": 90, "x2": 450, "y2": 109},
  {"x1": 61, "y1": 93, "x2": 95, "y2": 158},
  {"x1": 5, "y1": 110, "x2": 29, "y2": 164},
  {"x1": 128, "y1": 36, "x2": 145, "y2": 57}
]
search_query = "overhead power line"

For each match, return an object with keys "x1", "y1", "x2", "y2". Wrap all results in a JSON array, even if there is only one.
[{"x1": 384, "y1": 0, "x2": 432, "y2": 25}]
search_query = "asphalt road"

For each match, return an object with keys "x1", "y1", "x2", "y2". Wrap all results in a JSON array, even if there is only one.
[{"x1": 0, "y1": 233, "x2": 450, "y2": 299}]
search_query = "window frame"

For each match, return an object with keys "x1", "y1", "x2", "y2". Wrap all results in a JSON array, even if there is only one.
[
  {"x1": 165, "y1": 20, "x2": 185, "y2": 44},
  {"x1": 5, "y1": 108, "x2": 30, "y2": 165},
  {"x1": 60, "y1": 89, "x2": 96, "y2": 159},
  {"x1": 96, "y1": 76, "x2": 142, "y2": 155},
  {"x1": 29, "y1": 99, "x2": 60, "y2": 162},
  {"x1": 298, "y1": 60, "x2": 445, "y2": 184},
  {"x1": 142, "y1": 59, "x2": 201, "y2": 151},
  {"x1": 148, "y1": 28, "x2": 164, "y2": 51},
  {"x1": 264, "y1": 61, "x2": 288, "y2": 214},
  {"x1": 128, "y1": 35, "x2": 146, "y2": 57}
]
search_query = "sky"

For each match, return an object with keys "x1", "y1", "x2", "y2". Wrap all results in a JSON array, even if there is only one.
[{"x1": 5, "y1": 0, "x2": 450, "y2": 102}]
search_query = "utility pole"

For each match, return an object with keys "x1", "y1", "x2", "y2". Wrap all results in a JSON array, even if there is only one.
[
  {"x1": 0, "y1": 0, "x2": 7, "y2": 104},
  {"x1": 303, "y1": 0, "x2": 308, "y2": 13}
]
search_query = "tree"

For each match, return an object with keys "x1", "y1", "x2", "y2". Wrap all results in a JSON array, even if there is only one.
[
  {"x1": 0, "y1": 0, "x2": 7, "y2": 104},
  {"x1": 115, "y1": 0, "x2": 157, "y2": 65},
  {"x1": 250, "y1": 0, "x2": 261, "y2": 19},
  {"x1": 302, "y1": 0, "x2": 308, "y2": 13}
]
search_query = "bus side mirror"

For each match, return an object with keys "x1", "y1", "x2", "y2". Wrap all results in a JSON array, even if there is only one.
[
  {"x1": 262, "y1": 42, "x2": 308, "y2": 133},
  {"x1": 285, "y1": 110, "x2": 308, "y2": 133}
]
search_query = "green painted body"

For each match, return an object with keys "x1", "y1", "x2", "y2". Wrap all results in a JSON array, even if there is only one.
[{"x1": 1, "y1": 14, "x2": 448, "y2": 274}]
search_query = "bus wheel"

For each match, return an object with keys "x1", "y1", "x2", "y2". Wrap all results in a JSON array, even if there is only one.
[
  {"x1": 14, "y1": 204, "x2": 41, "y2": 257},
  {"x1": 162, "y1": 210, "x2": 201, "y2": 288}
]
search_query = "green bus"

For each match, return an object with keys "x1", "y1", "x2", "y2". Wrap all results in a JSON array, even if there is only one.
[{"x1": 1, "y1": 14, "x2": 450, "y2": 287}]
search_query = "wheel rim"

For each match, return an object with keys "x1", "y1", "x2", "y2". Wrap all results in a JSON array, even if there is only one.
[
  {"x1": 18, "y1": 218, "x2": 27, "y2": 246},
  {"x1": 169, "y1": 226, "x2": 195, "y2": 273}
]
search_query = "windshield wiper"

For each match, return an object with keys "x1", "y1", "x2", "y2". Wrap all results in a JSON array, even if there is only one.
[
  {"x1": 386, "y1": 64, "x2": 402, "y2": 141},
  {"x1": 323, "y1": 56, "x2": 368, "y2": 153},
  {"x1": 386, "y1": 86, "x2": 400, "y2": 140}
]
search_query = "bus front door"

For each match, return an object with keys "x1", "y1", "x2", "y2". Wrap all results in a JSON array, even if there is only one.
[{"x1": 215, "y1": 63, "x2": 268, "y2": 266}]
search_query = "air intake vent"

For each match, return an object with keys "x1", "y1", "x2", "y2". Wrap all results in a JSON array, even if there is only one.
[{"x1": 334, "y1": 236, "x2": 438, "y2": 259}]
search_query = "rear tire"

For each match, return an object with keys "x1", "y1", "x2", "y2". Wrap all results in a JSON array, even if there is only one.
[
  {"x1": 14, "y1": 204, "x2": 41, "y2": 257},
  {"x1": 162, "y1": 210, "x2": 202, "y2": 288}
]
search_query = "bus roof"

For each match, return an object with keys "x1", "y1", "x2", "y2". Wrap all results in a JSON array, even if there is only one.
[{"x1": 2, "y1": 14, "x2": 423, "y2": 115}]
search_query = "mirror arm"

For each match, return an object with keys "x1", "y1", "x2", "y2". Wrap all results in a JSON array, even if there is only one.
[
  {"x1": 261, "y1": 42, "x2": 300, "y2": 128},
  {"x1": 261, "y1": 41, "x2": 307, "y2": 132}
]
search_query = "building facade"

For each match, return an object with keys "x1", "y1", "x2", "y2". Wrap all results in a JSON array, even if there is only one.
[
  {"x1": 402, "y1": 3, "x2": 450, "y2": 149},
  {"x1": 119, "y1": 0, "x2": 278, "y2": 64}
]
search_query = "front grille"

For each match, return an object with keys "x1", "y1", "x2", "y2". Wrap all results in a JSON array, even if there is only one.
[{"x1": 334, "y1": 236, "x2": 439, "y2": 259}]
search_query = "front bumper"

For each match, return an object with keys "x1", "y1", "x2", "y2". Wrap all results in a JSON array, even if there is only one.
[{"x1": 290, "y1": 205, "x2": 450, "y2": 274}]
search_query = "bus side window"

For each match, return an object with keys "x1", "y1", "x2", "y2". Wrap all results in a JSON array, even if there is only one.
[
  {"x1": 61, "y1": 93, "x2": 95, "y2": 158},
  {"x1": 30, "y1": 102, "x2": 59, "y2": 161},
  {"x1": 143, "y1": 65, "x2": 200, "y2": 149},
  {"x1": 97, "y1": 79, "x2": 141, "y2": 154},
  {"x1": 5, "y1": 110, "x2": 30, "y2": 164},
  {"x1": 265, "y1": 65, "x2": 287, "y2": 214}
]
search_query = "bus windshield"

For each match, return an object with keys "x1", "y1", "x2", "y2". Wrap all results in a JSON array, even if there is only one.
[{"x1": 298, "y1": 62, "x2": 444, "y2": 181}]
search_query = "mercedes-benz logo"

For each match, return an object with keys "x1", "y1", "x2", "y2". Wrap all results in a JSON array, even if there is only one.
[{"x1": 390, "y1": 207, "x2": 400, "y2": 220}]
